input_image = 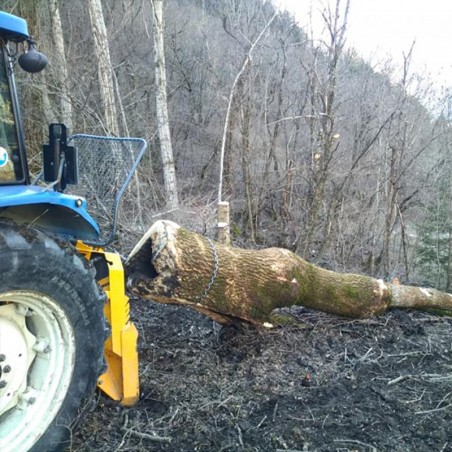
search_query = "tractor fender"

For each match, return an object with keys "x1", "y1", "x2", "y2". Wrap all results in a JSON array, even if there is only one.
[{"x1": 0, "y1": 185, "x2": 100, "y2": 240}]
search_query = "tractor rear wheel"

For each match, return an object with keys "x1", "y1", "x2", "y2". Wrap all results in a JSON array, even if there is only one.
[{"x1": 0, "y1": 222, "x2": 107, "y2": 452}]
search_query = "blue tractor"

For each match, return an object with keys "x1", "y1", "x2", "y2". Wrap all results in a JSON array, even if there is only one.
[{"x1": 0, "y1": 12, "x2": 145, "y2": 451}]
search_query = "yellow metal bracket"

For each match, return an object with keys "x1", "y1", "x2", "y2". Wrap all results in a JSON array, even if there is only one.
[{"x1": 76, "y1": 242, "x2": 140, "y2": 406}]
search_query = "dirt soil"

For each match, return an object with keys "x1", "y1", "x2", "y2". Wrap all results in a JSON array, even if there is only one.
[{"x1": 73, "y1": 301, "x2": 452, "y2": 452}]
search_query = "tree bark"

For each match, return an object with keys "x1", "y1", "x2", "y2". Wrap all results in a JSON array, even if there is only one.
[
  {"x1": 150, "y1": 0, "x2": 179, "y2": 211},
  {"x1": 49, "y1": 0, "x2": 73, "y2": 131},
  {"x1": 87, "y1": 0, "x2": 119, "y2": 136},
  {"x1": 126, "y1": 220, "x2": 452, "y2": 326}
]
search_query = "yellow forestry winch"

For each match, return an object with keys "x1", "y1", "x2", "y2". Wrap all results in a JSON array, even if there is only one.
[{"x1": 76, "y1": 242, "x2": 140, "y2": 406}]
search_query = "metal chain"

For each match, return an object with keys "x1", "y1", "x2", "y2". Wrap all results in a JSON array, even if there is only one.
[{"x1": 198, "y1": 237, "x2": 219, "y2": 301}]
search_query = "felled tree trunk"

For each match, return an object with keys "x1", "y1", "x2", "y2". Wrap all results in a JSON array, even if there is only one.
[{"x1": 125, "y1": 220, "x2": 452, "y2": 326}]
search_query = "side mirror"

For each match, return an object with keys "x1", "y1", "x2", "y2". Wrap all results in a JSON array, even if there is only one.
[{"x1": 18, "y1": 41, "x2": 47, "y2": 73}]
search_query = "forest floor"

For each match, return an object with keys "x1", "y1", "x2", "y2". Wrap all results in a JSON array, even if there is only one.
[{"x1": 73, "y1": 300, "x2": 452, "y2": 452}]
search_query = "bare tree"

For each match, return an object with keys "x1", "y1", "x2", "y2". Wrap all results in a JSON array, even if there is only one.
[
  {"x1": 217, "y1": 11, "x2": 277, "y2": 203},
  {"x1": 296, "y1": 0, "x2": 350, "y2": 257},
  {"x1": 150, "y1": 0, "x2": 179, "y2": 211},
  {"x1": 86, "y1": 0, "x2": 119, "y2": 136},
  {"x1": 48, "y1": 0, "x2": 72, "y2": 131}
]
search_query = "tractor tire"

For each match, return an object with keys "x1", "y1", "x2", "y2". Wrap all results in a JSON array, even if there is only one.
[{"x1": 0, "y1": 221, "x2": 107, "y2": 452}]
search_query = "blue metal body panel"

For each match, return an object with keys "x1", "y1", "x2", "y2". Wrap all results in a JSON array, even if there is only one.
[
  {"x1": 0, "y1": 14, "x2": 102, "y2": 242},
  {"x1": 0, "y1": 185, "x2": 100, "y2": 240},
  {"x1": 0, "y1": 12, "x2": 29, "y2": 41}
]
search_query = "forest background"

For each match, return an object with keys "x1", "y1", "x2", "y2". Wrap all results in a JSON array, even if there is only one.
[{"x1": 3, "y1": 0, "x2": 452, "y2": 292}]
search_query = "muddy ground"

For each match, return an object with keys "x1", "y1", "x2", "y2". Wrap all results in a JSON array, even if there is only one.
[{"x1": 73, "y1": 300, "x2": 452, "y2": 452}]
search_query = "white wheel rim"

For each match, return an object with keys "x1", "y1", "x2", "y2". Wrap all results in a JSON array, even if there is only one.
[{"x1": 0, "y1": 291, "x2": 76, "y2": 452}]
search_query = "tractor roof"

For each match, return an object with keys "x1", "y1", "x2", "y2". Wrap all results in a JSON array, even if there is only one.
[{"x1": 0, "y1": 11, "x2": 29, "y2": 42}]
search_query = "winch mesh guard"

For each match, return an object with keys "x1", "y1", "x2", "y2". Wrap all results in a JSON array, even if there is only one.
[{"x1": 68, "y1": 134, "x2": 147, "y2": 246}]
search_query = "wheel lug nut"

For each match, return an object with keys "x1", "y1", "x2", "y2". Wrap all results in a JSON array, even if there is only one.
[
  {"x1": 33, "y1": 338, "x2": 50, "y2": 353},
  {"x1": 0, "y1": 354, "x2": 5, "y2": 362},
  {"x1": 18, "y1": 389, "x2": 38, "y2": 407},
  {"x1": 2, "y1": 365, "x2": 11, "y2": 373},
  {"x1": 15, "y1": 304, "x2": 29, "y2": 316},
  {"x1": 0, "y1": 380, "x2": 7, "y2": 389}
]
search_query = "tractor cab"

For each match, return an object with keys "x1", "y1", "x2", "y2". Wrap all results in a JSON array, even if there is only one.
[{"x1": 0, "y1": 13, "x2": 29, "y2": 185}]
